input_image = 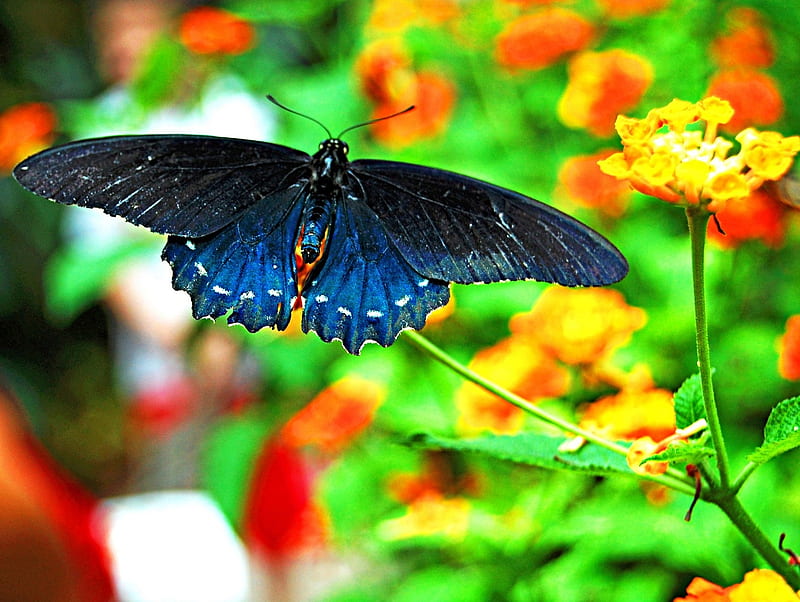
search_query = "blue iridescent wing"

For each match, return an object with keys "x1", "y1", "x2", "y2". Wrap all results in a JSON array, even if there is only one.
[
  {"x1": 162, "y1": 184, "x2": 306, "y2": 331},
  {"x1": 349, "y1": 160, "x2": 628, "y2": 286},
  {"x1": 13, "y1": 135, "x2": 309, "y2": 237},
  {"x1": 301, "y1": 195, "x2": 450, "y2": 354}
]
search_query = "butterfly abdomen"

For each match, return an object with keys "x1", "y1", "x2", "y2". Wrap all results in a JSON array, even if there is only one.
[
  {"x1": 299, "y1": 195, "x2": 334, "y2": 263},
  {"x1": 300, "y1": 138, "x2": 350, "y2": 264}
]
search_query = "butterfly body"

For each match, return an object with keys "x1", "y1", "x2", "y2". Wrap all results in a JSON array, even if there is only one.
[{"x1": 14, "y1": 130, "x2": 627, "y2": 354}]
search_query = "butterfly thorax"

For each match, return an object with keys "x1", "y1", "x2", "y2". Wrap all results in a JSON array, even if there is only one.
[{"x1": 299, "y1": 139, "x2": 349, "y2": 264}]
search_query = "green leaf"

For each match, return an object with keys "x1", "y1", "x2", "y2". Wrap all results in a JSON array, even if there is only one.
[
  {"x1": 409, "y1": 432, "x2": 631, "y2": 476},
  {"x1": 674, "y1": 373, "x2": 706, "y2": 430},
  {"x1": 44, "y1": 239, "x2": 156, "y2": 324},
  {"x1": 747, "y1": 396, "x2": 800, "y2": 465}
]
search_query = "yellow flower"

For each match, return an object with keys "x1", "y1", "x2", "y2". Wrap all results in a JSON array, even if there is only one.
[
  {"x1": 378, "y1": 493, "x2": 471, "y2": 540},
  {"x1": 598, "y1": 96, "x2": 800, "y2": 212},
  {"x1": 656, "y1": 98, "x2": 699, "y2": 132}
]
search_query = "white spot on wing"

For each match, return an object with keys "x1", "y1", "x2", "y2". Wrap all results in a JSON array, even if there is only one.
[
  {"x1": 418, "y1": 279, "x2": 429, "y2": 287},
  {"x1": 240, "y1": 290, "x2": 255, "y2": 300},
  {"x1": 367, "y1": 310, "x2": 383, "y2": 318},
  {"x1": 315, "y1": 295, "x2": 329, "y2": 303},
  {"x1": 185, "y1": 240, "x2": 196, "y2": 250},
  {"x1": 337, "y1": 306, "x2": 352, "y2": 317},
  {"x1": 394, "y1": 295, "x2": 411, "y2": 307},
  {"x1": 194, "y1": 262, "x2": 208, "y2": 276},
  {"x1": 213, "y1": 285, "x2": 231, "y2": 295},
  {"x1": 268, "y1": 289, "x2": 281, "y2": 297}
]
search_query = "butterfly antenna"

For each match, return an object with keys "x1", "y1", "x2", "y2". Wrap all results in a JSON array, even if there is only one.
[
  {"x1": 266, "y1": 94, "x2": 333, "y2": 139},
  {"x1": 336, "y1": 105, "x2": 415, "y2": 138}
]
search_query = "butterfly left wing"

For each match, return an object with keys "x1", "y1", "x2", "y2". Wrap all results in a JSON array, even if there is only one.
[
  {"x1": 301, "y1": 195, "x2": 451, "y2": 354},
  {"x1": 349, "y1": 160, "x2": 628, "y2": 287},
  {"x1": 13, "y1": 135, "x2": 310, "y2": 237}
]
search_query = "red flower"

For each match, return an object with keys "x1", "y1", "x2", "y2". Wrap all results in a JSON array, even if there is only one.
[
  {"x1": 495, "y1": 9, "x2": 594, "y2": 70},
  {"x1": 369, "y1": 71, "x2": 456, "y2": 148},
  {"x1": 0, "y1": 102, "x2": 56, "y2": 173},
  {"x1": 711, "y1": 8, "x2": 775, "y2": 69},
  {"x1": 557, "y1": 50, "x2": 653, "y2": 137},
  {"x1": 0, "y1": 392, "x2": 114, "y2": 601},
  {"x1": 707, "y1": 188, "x2": 787, "y2": 249},
  {"x1": 242, "y1": 440, "x2": 327, "y2": 562},
  {"x1": 779, "y1": 316, "x2": 800, "y2": 381},
  {"x1": 707, "y1": 69, "x2": 783, "y2": 132},
  {"x1": 557, "y1": 149, "x2": 632, "y2": 216},
  {"x1": 178, "y1": 7, "x2": 255, "y2": 55}
]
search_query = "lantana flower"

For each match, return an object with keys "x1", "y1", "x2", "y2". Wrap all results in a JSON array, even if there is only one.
[
  {"x1": 598, "y1": 96, "x2": 800, "y2": 212},
  {"x1": 674, "y1": 568, "x2": 800, "y2": 602},
  {"x1": 495, "y1": 8, "x2": 594, "y2": 71},
  {"x1": 178, "y1": 7, "x2": 255, "y2": 55},
  {"x1": 0, "y1": 102, "x2": 57, "y2": 173}
]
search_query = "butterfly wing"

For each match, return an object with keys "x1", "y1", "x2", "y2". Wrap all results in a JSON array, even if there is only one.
[
  {"x1": 161, "y1": 183, "x2": 307, "y2": 331},
  {"x1": 13, "y1": 135, "x2": 310, "y2": 237},
  {"x1": 301, "y1": 194, "x2": 450, "y2": 354},
  {"x1": 349, "y1": 160, "x2": 628, "y2": 287}
]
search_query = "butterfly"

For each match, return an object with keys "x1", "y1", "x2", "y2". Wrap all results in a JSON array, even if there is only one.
[{"x1": 13, "y1": 97, "x2": 628, "y2": 354}]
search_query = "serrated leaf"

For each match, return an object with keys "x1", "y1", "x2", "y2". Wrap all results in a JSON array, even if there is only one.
[
  {"x1": 674, "y1": 373, "x2": 706, "y2": 430},
  {"x1": 748, "y1": 396, "x2": 800, "y2": 465},
  {"x1": 408, "y1": 432, "x2": 631, "y2": 476},
  {"x1": 643, "y1": 441, "x2": 715, "y2": 466}
]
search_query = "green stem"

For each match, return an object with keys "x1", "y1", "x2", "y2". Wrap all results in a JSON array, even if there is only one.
[
  {"x1": 403, "y1": 330, "x2": 695, "y2": 496},
  {"x1": 731, "y1": 461, "x2": 759, "y2": 495},
  {"x1": 686, "y1": 207, "x2": 731, "y2": 489},
  {"x1": 716, "y1": 494, "x2": 800, "y2": 590}
]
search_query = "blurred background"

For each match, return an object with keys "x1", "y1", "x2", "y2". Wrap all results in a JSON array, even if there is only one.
[{"x1": 2, "y1": 0, "x2": 800, "y2": 600}]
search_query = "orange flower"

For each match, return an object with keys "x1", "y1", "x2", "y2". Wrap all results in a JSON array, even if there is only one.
[
  {"x1": 596, "y1": 0, "x2": 671, "y2": 18},
  {"x1": 178, "y1": 7, "x2": 255, "y2": 55},
  {"x1": 370, "y1": 71, "x2": 455, "y2": 148},
  {"x1": 456, "y1": 337, "x2": 570, "y2": 435},
  {"x1": 674, "y1": 569, "x2": 800, "y2": 602},
  {"x1": 495, "y1": 9, "x2": 594, "y2": 70},
  {"x1": 557, "y1": 50, "x2": 654, "y2": 137},
  {"x1": 778, "y1": 316, "x2": 800, "y2": 381},
  {"x1": 510, "y1": 287, "x2": 647, "y2": 366},
  {"x1": 579, "y1": 388, "x2": 676, "y2": 442},
  {"x1": 557, "y1": 149, "x2": 632, "y2": 216},
  {"x1": 355, "y1": 38, "x2": 414, "y2": 103},
  {"x1": 707, "y1": 70, "x2": 783, "y2": 133},
  {"x1": 707, "y1": 188, "x2": 787, "y2": 249},
  {"x1": 711, "y1": 8, "x2": 774, "y2": 69},
  {"x1": 280, "y1": 377, "x2": 385, "y2": 453},
  {"x1": 0, "y1": 102, "x2": 57, "y2": 173}
]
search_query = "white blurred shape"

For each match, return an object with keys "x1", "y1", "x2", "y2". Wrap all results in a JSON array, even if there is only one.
[{"x1": 104, "y1": 490, "x2": 251, "y2": 602}]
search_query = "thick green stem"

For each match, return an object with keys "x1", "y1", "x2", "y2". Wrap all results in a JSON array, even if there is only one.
[
  {"x1": 716, "y1": 494, "x2": 800, "y2": 589},
  {"x1": 686, "y1": 207, "x2": 731, "y2": 489},
  {"x1": 403, "y1": 329, "x2": 695, "y2": 495}
]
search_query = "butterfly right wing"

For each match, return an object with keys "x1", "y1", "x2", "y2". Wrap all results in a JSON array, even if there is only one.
[{"x1": 13, "y1": 134, "x2": 310, "y2": 237}]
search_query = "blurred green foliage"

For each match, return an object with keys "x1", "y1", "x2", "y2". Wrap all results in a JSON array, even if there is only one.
[{"x1": 3, "y1": 0, "x2": 800, "y2": 599}]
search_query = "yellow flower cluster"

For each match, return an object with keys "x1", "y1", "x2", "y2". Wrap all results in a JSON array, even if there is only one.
[{"x1": 598, "y1": 96, "x2": 800, "y2": 211}]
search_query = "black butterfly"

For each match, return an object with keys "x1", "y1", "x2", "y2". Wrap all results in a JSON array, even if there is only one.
[{"x1": 13, "y1": 97, "x2": 627, "y2": 354}]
